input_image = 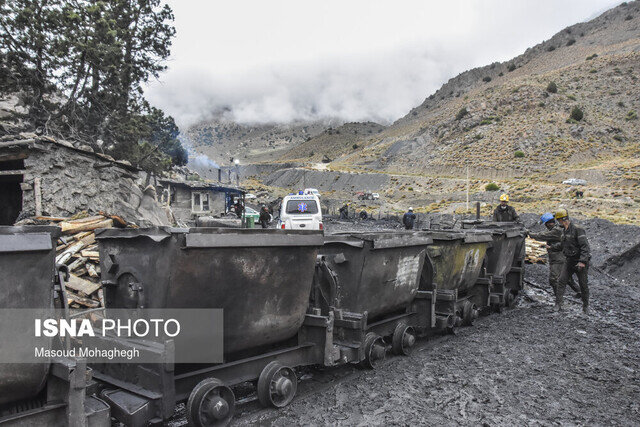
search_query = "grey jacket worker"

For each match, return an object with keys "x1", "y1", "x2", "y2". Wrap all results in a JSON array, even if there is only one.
[
  {"x1": 493, "y1": 205, "x2": 520, "y2": 222},
  {"x1": 529, "y1": 224, "x2": 579, "y2": 296},
  {"x1": 558, "y1": 222, "x2": 591, "y2": 308}
]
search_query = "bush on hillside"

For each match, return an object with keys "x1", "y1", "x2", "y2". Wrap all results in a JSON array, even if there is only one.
[
  {"x1": 514, "y1": 150, "x2": 525, "y2": 158},
  {"x1": 485, "y1": 183, "x2": 500, "y2": 191},
  {"x1": 570, "y1": 106, "x2": 584, "y2": 121},
  {"x1": 456, "y1": 107, "x2": 469, "y2": 121},
  {"x1": 546, "y1": 82, "x2": 558, "y2": 93},
  {"x1": 566, "y1": 38, "x2": 576, "y2": 46},
  {"x1": 507, "y1": 63, "x2": 516, "y2": 72},
  {"x1": 483, "y1": 76, "x2": 492, "y2": 82}
]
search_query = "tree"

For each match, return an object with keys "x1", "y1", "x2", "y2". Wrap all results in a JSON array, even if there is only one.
[{"x1": 0, "y1": 0, "x2": 185, "y2": 173}]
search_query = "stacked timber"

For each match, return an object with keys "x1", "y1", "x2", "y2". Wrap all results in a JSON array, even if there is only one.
[
  {"x1": 33, "y1": 212, "x2": 134, "y2": 308},
  {"x1": 525, "y1": 238, "x2": 548, "y2": 264}
]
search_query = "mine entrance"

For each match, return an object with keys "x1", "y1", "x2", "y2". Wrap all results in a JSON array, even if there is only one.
[{"x1": 0, "y1": 159, "x2": 24, "y2": 225}]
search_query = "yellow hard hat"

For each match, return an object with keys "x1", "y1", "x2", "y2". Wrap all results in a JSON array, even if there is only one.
[
  {"x1": 555, "y1": 208, "x2": 569, "y2": 220},
  {"x1": 499, "y1": 194, "x2": 509, "y2": 202}
]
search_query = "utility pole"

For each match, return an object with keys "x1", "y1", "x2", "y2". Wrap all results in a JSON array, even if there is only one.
[{"x1": 466, "y1": 165, "x2": 470, "y2": 213}]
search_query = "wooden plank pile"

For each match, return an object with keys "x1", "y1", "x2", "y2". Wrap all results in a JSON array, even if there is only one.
[
  {"x1": 35, "y1": 212, "x2": 132, "y2": 308},
  {"x1": 525, "y1": 237, "x2": 548, "y2": 264}
]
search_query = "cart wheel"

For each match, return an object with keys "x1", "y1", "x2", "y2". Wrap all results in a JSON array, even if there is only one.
[
  {"x1": 359, "y1": 332, "x2": 386, "y2": 369},
  {"x1": 462, "y1": 301, "x2": 478, "y2": 326},
  {"x1": 504, "y1": 290, "x2": 515, "y2": 308},
  {"x1": 187, "y1": 378, "x2": 235, "y2": 427},
  {"x1": 257, "y1": 362, "x2": 298, "y2": 408},
  {"x1": 392, "y1": 324, "x2": 416, "y2": 356}
]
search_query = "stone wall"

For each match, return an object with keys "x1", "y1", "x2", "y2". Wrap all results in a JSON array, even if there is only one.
[{"x1": 17, "y1": 140, "x2": 169, "y2": 226}]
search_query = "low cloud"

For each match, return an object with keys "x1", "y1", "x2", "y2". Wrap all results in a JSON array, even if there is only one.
[{"x1": 145, "y1": 0, "x2": 622, "y2": 129}]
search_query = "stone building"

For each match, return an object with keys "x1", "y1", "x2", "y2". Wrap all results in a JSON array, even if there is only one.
[
  {"x1": 0, "y1": 134, "x2": 169, "y2": 226},
  {"x1": 156, "y1": 178, "x2": 244, "y2": 225}
]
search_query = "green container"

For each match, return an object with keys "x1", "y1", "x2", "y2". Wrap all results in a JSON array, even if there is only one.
[{"x1": 246, "y1": 216, "x2": 255, "y2": 228}]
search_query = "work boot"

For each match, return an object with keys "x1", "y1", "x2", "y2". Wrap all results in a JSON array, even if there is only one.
[
  {"x1": 574, "y1": 292, "x2": 582, "y2": 298},
  {"x1": 553, "y1": 303, "x2": 563, "y2": 312},
  {"x1": 582, "y1": 305, "x2": 590, "y2": 316}
]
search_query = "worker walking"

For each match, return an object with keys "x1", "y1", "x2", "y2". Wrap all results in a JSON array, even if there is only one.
[
  {"x1": 493, "y1": 194, "x2": 520, "y2": 222},
  {"x1": 339, "y1": 204, "x2": 349, "y2": 220},
  {"x1": 555, "y1": 209, "x2": 591, "y2": 314},
  {"x1": 403, "y1": 207, "x2": 416, "y2": 230},
  {"x1": 259, "y1": 206, "x2": 271, "y2": 229},
  {"x1": 529, "y1": 212, "x2": 581, "y2": 299}
]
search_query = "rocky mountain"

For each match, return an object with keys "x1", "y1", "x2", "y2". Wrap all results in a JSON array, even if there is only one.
[
  {"x1": 185, "y1": 117, "x2": 342, "y2": 165},
  {"x1": 325, "y1": 1, "x2": 639, "y2": 185},
  {"x1": 281, "y1": 122, "x2": 386, "y2": 162}
]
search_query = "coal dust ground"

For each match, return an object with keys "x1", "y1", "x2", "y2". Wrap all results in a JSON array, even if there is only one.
[{"x1": 169, "y1": 217, "x2": 640, "y2": 426}]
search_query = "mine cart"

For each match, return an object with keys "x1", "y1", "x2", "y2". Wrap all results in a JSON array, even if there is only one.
[
  {"x1": 416, "y1": 230, "x2": 494, "y2": 328},
  {"x1": 313, "y1": 232, "x2": 434, "y2": 368},
  {"x1": 0, "y1": 226, "x2": 110, "y2": 426},
  {"x1": 92, "y1": 227, "x2": 328, "y2": 426},
  {"x1": 462, "y1": 221, "x2": 526, "y2": 308}
]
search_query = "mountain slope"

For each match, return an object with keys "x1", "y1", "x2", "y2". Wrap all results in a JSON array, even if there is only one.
[
  {"x1": 186, "y1": 118, "x2": 341, "y2": 165},
  {"x1": 328, "y1": 1, "x2": 640, "y2": 184}
]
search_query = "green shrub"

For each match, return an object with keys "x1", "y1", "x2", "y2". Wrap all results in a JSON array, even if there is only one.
[
  {"x1": 483, "y1": 76, "x2": 492, "y2": 82},
  {"x1": 589, "y1": 69, "x2": 597, "y2": 74},
  {"x1": 485, "y1": 183, "x2": 500, "y2": 191},
  {"x1": 456, "y1": 107, "x2": 469, "y2": 121},
  {"x1": 586, "y1": 53, "x2": 598, "y2": 60},
  {"x1": 538, "y1": 102, "x2": 546, "y2": 107},
  {"x1": 352, "y1": 143, "x2": 359, "y2": 149},
  {"x1": 570, "y1": 106, "x2": 584, "y2": 121},
  {"x1": 567, "y1": 94, "x2": 576, "y2": 101},
  {"x1": 547, "y1": 45, "x2": 556, "y2": 52},
  {"x1": 566, "y1": 38, "x2": 576, "y2": 46},
  {"x1": 498, "y1": 72, "x2": 504, "y2": 77},
  {"x1": 514, "y1": 150, "x2": 525, "y2": 158},
  {"x1": 507, "y1": 63, "x2": 516, "y2": 72},
  {"x1": 626, "y1": 110, "x2": 638, "y2": 121},
  {"x1": 546, "y1": 81, "x2": 558, "y2": 93},
  {"x1": 625, "y1": 15, "x2": 633, "y2": 21},
  {"x1": 618, "y1": 101, "x2": 625, "y2": 107}
]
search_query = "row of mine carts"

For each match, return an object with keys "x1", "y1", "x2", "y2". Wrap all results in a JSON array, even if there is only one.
[{"x1": 0, "y1": 222, "x2": 525, "y2": 426}]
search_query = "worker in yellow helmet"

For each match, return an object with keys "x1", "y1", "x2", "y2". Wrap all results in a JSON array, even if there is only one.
[
  {"x1": 493, "y1": 194, "x2": 520, "y2": 222},
  {"x1": 555, "y1": 208, "x2": 591, "y2": 314}
]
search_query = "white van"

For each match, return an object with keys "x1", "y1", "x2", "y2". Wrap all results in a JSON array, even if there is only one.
[{"x1": 279, "y1": 194, "x2": 323, "y2": 230}]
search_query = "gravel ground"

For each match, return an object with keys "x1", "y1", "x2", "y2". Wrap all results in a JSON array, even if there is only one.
[
  {"x1": 231, "y1": 265, "x2": 640, "y2": 426},
  {"x1": 171, "y1": 216, "x2": 640, "y2": 426}
]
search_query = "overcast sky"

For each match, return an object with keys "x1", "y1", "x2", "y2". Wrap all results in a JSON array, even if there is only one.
[{"x1": 145, "y1": 0, "x2": 623, "y2": 128}]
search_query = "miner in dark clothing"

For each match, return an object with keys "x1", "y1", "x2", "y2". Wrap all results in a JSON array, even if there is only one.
[
  {"x1": 555, "y1": 208, "x2": 591, "y2": 314},
  {"x1": 403, "y1": 207, "x2": 416, "y2": 230},
  {"x1": 259, "y1": 206, "x2": 271, "y2": 229},
  {"x1": 493, "y1": 194, "x2": 520, "y2": 222},
  {"x1": 234, "y1": 201, "x2": 244, "y2": 219},
  {"x1": 528, "y1": 212, "x2": 580, "y2": 299},
  {"x1": 339, "y1": 204, "x2": 349, "y2": 220}
]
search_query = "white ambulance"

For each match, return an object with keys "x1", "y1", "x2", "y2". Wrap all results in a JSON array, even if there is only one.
[{"x1": 278, "y1": 193, "x2": 323, "y2": 230}]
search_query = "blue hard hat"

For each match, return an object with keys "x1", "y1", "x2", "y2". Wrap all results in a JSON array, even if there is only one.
[{"x1": 540, "y1": 212, "x2": 554, "y2": 224}]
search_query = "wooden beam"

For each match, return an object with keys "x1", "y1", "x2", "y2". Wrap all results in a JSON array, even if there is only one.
[
  {"x1": 0, "y1": 152, "x2": 29, "y2": 162},
  {"x1": 34, "y1": 177, "x2": 42, "y2": 216},
  {"x1": 0, "y1": 139, "x2": 35, "y2": 148},
  {"x1": 0, "y1": 169, "x2": 26, "y2": 176}
]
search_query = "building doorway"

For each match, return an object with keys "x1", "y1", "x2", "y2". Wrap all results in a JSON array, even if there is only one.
[{"x1": 0, "y1": 159, "x2": 24, "y2": 225}]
